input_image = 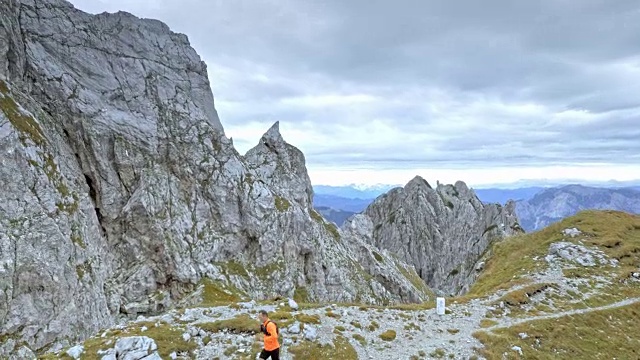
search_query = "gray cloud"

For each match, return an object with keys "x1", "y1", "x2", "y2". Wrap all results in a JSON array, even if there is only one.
[{"x1": 70, "y1": 0, "x2": 640, "y2": 176}]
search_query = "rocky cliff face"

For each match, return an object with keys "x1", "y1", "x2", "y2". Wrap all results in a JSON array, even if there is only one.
[
  {"x1": 516, "y1": 185, "x2": 640, "y2": 231},
  {"x1": 0, "y1": 0, "x2": 431, "y2": 355},
  {"x1": 344, "y1": 176, "x2": 522, "y2": 296}
]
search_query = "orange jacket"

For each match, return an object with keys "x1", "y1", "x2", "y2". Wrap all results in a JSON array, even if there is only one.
[{"x1": 262, "y1": 319, "x2": 279, "y2": 351}]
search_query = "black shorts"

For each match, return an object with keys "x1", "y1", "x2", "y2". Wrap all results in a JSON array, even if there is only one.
[{"x1": 259, "y1": 347, "x2": 280, "y2": 359}]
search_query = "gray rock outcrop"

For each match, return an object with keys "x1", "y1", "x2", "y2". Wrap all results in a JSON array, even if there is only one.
[
  {"x1": 0, "y1": 0, "x2": 431, "y2": 355},
  {"x1": 546, "y1": 241, "x2": 618, "y2": 268},
  {"x1": 344, "y1": 176, "x2": 522, "y2": 296},
  {"x1": 114, "y1": 336, "x2": 159, "y2": 360}
]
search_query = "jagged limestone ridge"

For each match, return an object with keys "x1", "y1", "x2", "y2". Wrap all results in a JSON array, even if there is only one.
[
  {"x1": 346, "y1": 175, "x2": 521, "y2": 296},
  {"x1": 0, "y1": 0, "x2": 433, "y2": 355}
]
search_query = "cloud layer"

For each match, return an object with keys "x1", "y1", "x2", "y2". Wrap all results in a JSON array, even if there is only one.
[{"x1": 70, "y1": 0, "x2": 640, "y2": 185}]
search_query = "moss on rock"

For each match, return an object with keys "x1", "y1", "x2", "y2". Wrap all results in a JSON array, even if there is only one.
[
  {"x1": 200, "y1": 278, "x2": 247, "y2": 306},
  {"x1": 274, "y1": 196, "x2": 291, "y2": 212},
  {"x1": 0, "y1": 80, "x2": 46, "y2": 146}
]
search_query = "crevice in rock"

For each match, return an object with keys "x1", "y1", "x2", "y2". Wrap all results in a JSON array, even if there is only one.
[
  {"x1": 303, "y1": 253, "x2": 312, "y2": 280},
  {"x1": 239, "y1": 229, "x2": 260, "y2": 260},
  {"x1": 110, "y1": 136, "x2": 131, "y2": 195},
  {"x1": 84, "y1": 174, "x2": 106, "y2": 236},
  {"x1": 5, "y1": 1, "x2": 28, "y2": 81}
]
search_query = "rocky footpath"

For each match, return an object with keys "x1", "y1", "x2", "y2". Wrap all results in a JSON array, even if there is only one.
[
  {"x1": 349, "y1": 177, "x2": 522, "y2": 296},
  {"x1": 48, "y1": 221, "x2": 640, "y2": 359},
  {"x1": 57, "y1": 299, "x2": 490, "y2": 360}
]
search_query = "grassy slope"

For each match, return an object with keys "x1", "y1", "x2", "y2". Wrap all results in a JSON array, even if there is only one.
[
  {"x1": 471, "y1": 210, "x2": 640, "y2": 359},
  {"x1": 474, "y1": 301, "x2": 640, "y2": 359},
  {"x1": 468, "y1": 210, "x2": 640, "y2": 298}
]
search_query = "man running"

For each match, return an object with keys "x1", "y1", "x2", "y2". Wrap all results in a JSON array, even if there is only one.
[{"x1": 258, "y1": 310, "x2": 280, "y2": 359}]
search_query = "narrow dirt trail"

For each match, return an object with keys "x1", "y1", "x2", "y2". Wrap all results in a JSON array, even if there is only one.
[{"x1": 485, "y1": 297, "x2": 640, "y2": 332}]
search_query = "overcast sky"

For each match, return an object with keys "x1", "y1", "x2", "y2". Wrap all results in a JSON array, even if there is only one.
[{"x1": 69, "y1": 0, "x2": 640, "y2": 187}]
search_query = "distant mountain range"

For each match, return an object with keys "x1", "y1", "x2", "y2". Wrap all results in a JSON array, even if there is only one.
[
  {"x1": 473, "y1": 187, "x2": 545, "y2": 204},
  {"x1": 516, "y1": 185, "x2": 640, "y2": 231},
  {"x1": 313, "y1": 194, "x2": 374, "y2": 213},
  {"x1": 313, "y1": 183, "x2": 640, "y2": 231},
  {"x1": 312, "y1": 184, "x2": 549, "y2": 221},
  {"x1": 313, "y1": 206, "x2": 356, "y2": 227},
  {"x1": 313, "y1": 184, "x2": 399, "y2": 199}
]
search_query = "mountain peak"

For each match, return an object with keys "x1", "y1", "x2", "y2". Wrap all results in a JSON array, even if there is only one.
[
  {"x1": 405, "y1": 175, "x2": 433, "y2": 190},
  {"x1": 355, "y1": 176, "x2": 519, "y2": 295},
  {"x1": 245, "y1": 121, "x2": 314, "y2": 207},
  {"x1": 263, "y1": 121, "x2": 283, "y2": 143},
  {"x1": 0, "y1": 2, "x2": 431, "y2": 354},
  {"x1": 454, "y1": 180, "x2": 470, "y2": 192}
]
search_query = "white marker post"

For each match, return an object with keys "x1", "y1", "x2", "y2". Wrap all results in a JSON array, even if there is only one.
[{"x1": 436, "y1": 297, "x2": 446, "y2": 315}]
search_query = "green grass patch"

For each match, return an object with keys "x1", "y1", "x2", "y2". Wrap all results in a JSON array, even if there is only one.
[
  {"x1": 70, "y1": 231, "x2": 86, "y2": 249},
  {"x1": 352, "y1": 333, "x2": 367, "y2": 346},
  {"x1": 367, "y1": 320, "x2": 380, "y2": 331},
  {"x1": 430, "y1": 348, "x2": 446, "y2": 358},
  {"x1": 223, "y1": 346, "x2": 238, "y2": 356},
  {"x1": 0, "y1": 79, "x2": 8, "y2": 94},
  {"x1": 389, "y1": 301, "x2": 436, "y2": 311},
  {"x1": 325, "y1": 310, "x2": 341, "y2": 319},
  {"x1": 199, "y1": 278, "x2": 246, "y2": 306},
  {"x1": 293, "y1": 286, "x2": 309, "y2": 303},
  {"x1": 326, "y1": 222, "x2": 341, "y2": 240},
  {"x1": 404, "y1": 322, "x2": 421, "y2": 331},
  {"x1": 198, "y1": 314, "x2": 259, "y2": 334},
  {"x1": 480, "y1": 319, "x2": 498, "y2": 328},
  {"x1": 75, "y1": 261, "x2": 92, "y2": 279},
  {"x1": 309, "y1": 208, "x2": 341, "y2": 240},
  {"x1": 215, "y1": 260, "x2": 250, "y2": 278},
  {"x1": 310, "y1": 209, "x2": 324, "y2": 222},
  {"x1": 274, "y1": 196, "x2": 291, "y2": 212},
  {"x1": 77, "y1": 321, "x2": 196, "y2": 359},
  {"x1": 295, "y1": 313, "x2": 321, "y2": 325},
  {"x1": 474, "y1": 301, "x2": 640, "y2": 359},
  {"x1": 0, "y1": 80, "x2": 46, "y2": 146},
  {"x1": 394, "y1": 260, "x2": 434, "y2": 298},
  {"x1": 268, "y1": 310, "x2": 295, "y2": 328},
  {"x1": 289, "y1": 335, "x2": 358, "y2": 359},
  {"x1": 497, "y1": 283, "x2": 555, "y2": 307},
  {"x1": 468, "y1": 211, "x2": 640, "y2": 298},
  {"x1": 213, "y1": 259, "x2": 286, "y2": 287},
  {"x1": 0, "y1": 80, "x2": 80, "y2": 210},
  {"x1": 379, "y1": 329, "x2": 396, "y2": 341},
  {"x1": 372, "y1": 251, "x2": 384, "y2": 263}
]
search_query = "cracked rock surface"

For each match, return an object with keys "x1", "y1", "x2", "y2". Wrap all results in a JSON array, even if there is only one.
[
  {"x1": 0, "y1": 0, "x2": 437, "y2": 354},
  {"x1": 348, "y1": 177, "x2": 522, "y2": 296},
  {"x1": 0, "y1": 0, "x2": 517, "y2": 355}
]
